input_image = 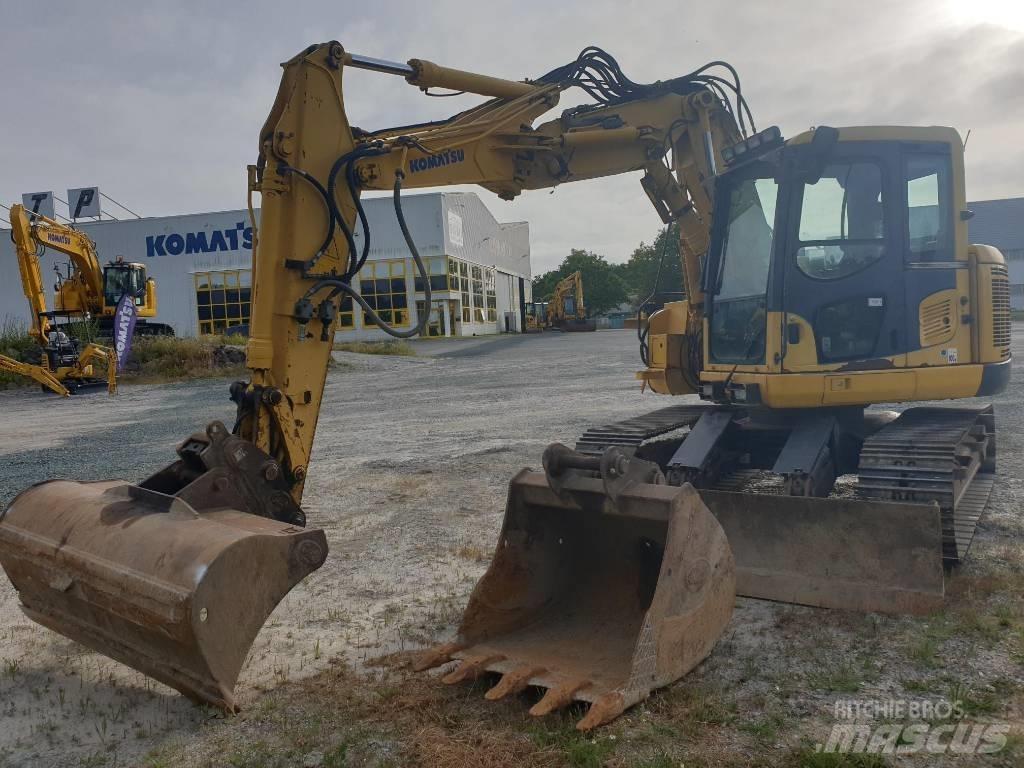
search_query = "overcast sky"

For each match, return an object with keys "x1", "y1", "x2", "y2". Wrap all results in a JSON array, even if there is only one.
[{"x1": 1, "y1": 0, "x2": 1022, "y2": 273}]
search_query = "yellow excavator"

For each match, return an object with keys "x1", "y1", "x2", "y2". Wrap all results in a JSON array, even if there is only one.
[
  {"x1": 546, "y1": 270, "x2": 597, "y2": 331},
  {"x1": 524, "y1": 299, "x2": 547, "y2": 332},
  {"x1": 3, "y1": 205, "x2": 171, "y2": 394},
  {"x1": 0, "y1": 43, "x2": 1010, "y2": 730}
]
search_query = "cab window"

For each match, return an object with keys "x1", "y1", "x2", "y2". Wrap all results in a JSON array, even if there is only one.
[
  {"x1": 103, "y1": 265, "x2": 145, "y2": 305},
  {"x1": 906, "y1": 153, "x2": 952, "y2": 261},
  {"x1": 709, "y1": 174, "x2": 778, "y2": 363},
  {"x1": 796, "y1": 161, "x2": 886, "y2": 280}
]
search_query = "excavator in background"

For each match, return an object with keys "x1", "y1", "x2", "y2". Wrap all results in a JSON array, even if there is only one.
[
  {"x1": 3, "y1": 204, "x2": 172, "y2": 394},
  {"x1": 546, "y1": 270, "x2": 597, "y2": 331},
  {"x1": 524, "y1": 299, "x2": 547, "y2": 332},
  {"x1": 524, "y1": 271, "x2": 595, "y2": 331},
  {"x1": 0, "y1": 43, "x2": 1010, "y2": 730}
]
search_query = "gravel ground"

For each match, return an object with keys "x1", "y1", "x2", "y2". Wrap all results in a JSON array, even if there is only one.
[{"x1": 0, "y1": 327, "x2": 1021, "y2": 767}]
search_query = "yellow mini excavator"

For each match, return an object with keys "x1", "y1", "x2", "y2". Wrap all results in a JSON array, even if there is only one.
[
  {"x1": 3, "y1": 204, "x2": 171, "y2": 394},
  {"x1": 0, "y1": 43, "x2": 1009, "y2": 729},
  {"x1": 547, "y1": 270, "x2": 597, "y2": 331}
]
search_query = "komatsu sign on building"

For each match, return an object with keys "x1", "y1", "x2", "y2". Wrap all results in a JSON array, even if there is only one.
[{"x1": 0, "y1": 191, "x2": 532, "y2": 339}]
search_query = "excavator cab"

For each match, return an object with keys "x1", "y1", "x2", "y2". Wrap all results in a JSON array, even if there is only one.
[{"x1": 102, "y1": 260, "x2": 148, "y2": 308}]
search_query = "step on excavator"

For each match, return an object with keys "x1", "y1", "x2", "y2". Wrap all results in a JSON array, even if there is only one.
[{"x1": 0, "y1": 43, "x2": 1010, "y2": 729}]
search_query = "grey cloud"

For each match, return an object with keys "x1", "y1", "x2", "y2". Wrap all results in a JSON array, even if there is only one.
[{"x1": 2, "y1": 1, "x2": 1021, "y2": 274}]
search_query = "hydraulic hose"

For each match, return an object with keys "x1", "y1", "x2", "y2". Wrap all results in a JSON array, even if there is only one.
[{"x1": 303, "y1": 171, "x2": 430, "y2": 339}]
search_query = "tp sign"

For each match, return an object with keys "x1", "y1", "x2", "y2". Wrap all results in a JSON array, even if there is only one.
[
  {"x1": 21, "y1": 191, "x2": 55, "y2": 220},
  {"x1": 68, "y1": 187, "x2": 101, "y2": 219}
]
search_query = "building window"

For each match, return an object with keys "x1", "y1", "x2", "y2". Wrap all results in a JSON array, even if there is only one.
[
  {"x1": 459, "y1": 261, "x2": 470, "y2": 322},
  {"x1": 471, "y1": 265, "x2": 485, "y2": 322},
  {"x1": 339, "y1": 295, "x2": 355, "y2": 329},
  {"x1": 485, "y1": 269, "x2": 497, "y2": 322},
  {"x1": 414, "y1": 257, "x2": 450, "y2": 293},
  {"x1": 448, "y1": 257, "x2": 459, "y2": 289},
  {"x1": 415, "y1": 300, "x2": 445, "y2": 337},
  {"x1": 360, "y1": 260, "x2": 409, "y2": 327},
  {"x1": 194, "y1": 269, "x2": 251, "y2": 335}
]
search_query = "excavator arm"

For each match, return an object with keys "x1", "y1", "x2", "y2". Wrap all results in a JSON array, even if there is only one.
[
  {"x1": 10, "y1": 205, "x2": 105, "y2": 331},
  {"x1": 240, "y1": 43, "x2": 744, "y2": 492}
]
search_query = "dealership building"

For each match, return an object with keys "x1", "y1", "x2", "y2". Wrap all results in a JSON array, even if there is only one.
[
  {"x1": 0, "y1": 191, "x2": 532, "y2": 338},
  {"x1": 967, "y1": 197, "x2": 1024, "y2": 309}
]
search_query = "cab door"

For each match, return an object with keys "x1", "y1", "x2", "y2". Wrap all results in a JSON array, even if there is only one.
[{"x1": 780, "y1": 143, "x2": 908, "y2": 373}]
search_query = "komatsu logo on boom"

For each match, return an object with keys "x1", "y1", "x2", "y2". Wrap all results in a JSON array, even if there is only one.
[
  {"x1": 146, "y1": 221, "x2": 253, "y2": 258},
  {"x1": 46, "y1": 233, "x2": 73, "y2": 246},
  {"x1": 409, "y1": 149, "x2": 465, "y2": 174}
]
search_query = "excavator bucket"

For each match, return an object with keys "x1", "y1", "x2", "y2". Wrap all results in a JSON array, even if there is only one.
[
  {"x1": 0, "y1": 478, "x2": 327, "y2": 711},
  {"x1": 416, "y1": 465, "x2": 735, "y2": 730},
  {"x1": 700, "y1": 490, "x2": 945, "y2": 615}
]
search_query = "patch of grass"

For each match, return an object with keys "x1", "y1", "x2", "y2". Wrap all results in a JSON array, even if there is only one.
[
  {"x1": 125, "y1": 335, "x2": 246, "y2": 382},
  {"x1": 322, "y1": 743, "x2": 349, "y2": 768},
  {"x1": 785, "y1": 748, "x2": 889, "y2": 768},
  {"x1": 807, "y1": 661, "x2": 864, "y2": 693},
  {"x1": 455, "y1": 543, "x2": 489, "y2": 563},
  {"x1": 565, "y1": 738, "x2": 616, "y2": 768},
  {"x1": 908, "y1": 636, "x2": 940, "y2": 668},
  {"x1": 0, "y1": 316, "x2": 41, "y2": 387},
  {"x1": 333, "y1": 340, "x2": 416, "y2": 356},
  {"x1": 673, "y1": 685, "x2": 737, "y2": 730},
  {"x1": 225, "y1": 740, "x2": 278, "y2": 768},
  {"x1": 527, "y1": 721, "x2": 618, "y2": 767},
  {"x1": 741, "y1": 711, "x2": 787, "y2": 745},
  {"x1": 1003, "y1": 731, "x2": 1024, "y2": 760},
  {"x1": 900, "y1": 676, "x2": 943, "y2": 695},
  {"x1": 630, "y1": 756, "x2": 675, "y2": 768},
  {"x1": 1011, "y1": 627, "x2": 1024, "y2": 666},
  {"x1": 76, "y1": 752, "x2": 110, "y2": 768},
  {"x1": 948, "y1": 605, "x2": 1004, "y2": 646},
  {"x1": 947, "y1": 681, "x2": 1000, "y2": 717}
]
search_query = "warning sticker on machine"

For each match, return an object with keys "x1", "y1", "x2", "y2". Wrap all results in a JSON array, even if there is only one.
[{"x1": 943, "y1": 347, "x2": 959, "y2": 364}]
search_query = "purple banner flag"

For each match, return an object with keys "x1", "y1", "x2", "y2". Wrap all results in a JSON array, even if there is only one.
[{"x1": 113, "y1": 294, "x2": 138, "y2": 371}]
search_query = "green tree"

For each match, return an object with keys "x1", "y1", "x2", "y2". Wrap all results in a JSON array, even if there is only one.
[
  {"x1": 622, "y1": 223, "x2": 684, "y2": 305},
  {"x1": 532, "y1": 249, "x2": 629, "y2": 316}
]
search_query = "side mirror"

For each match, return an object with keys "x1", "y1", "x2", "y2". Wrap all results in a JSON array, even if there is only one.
[{"x1": 785, "y1": 125, "x2": 839, "y2": 185}]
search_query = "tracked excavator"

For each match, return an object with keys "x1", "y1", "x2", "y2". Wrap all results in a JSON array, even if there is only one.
[
  {"x1": 0, "y1": 43, "x2": 1010, "y2": 730},
  {"x1": 2, "y1": 205, "x2": 171, "y2": 394},
  {"x1": 546, "y1": 270, "x2": 598, "y2": 331}
]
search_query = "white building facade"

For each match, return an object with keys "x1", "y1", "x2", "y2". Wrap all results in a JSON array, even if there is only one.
[{"x1": 0, "y1": 191, "x2": 531, "y2": 338}]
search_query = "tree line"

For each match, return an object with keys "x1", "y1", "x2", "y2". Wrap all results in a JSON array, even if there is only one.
[{"x1": 531, "y1": 223, "x2": 685, "y2": 316}]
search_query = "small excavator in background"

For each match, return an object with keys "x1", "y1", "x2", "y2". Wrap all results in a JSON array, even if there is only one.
[
  {"x1": 524, "y1": 299, "x2": 547, "y2": 332},
  {"x1": 546, "y1": 271, "x2": 597, "y2": 331},
  {"x1": 0, "y1": 43, "x2": 1010, "y2": 729},
  {"x1": 524, "y1": 271, "x2": 595, "y2": 331},
  {"x1": 3, "y1": 204, "x2": 171, "y2": 394}
]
